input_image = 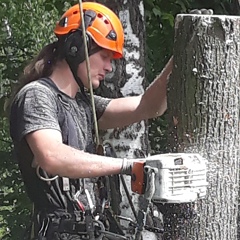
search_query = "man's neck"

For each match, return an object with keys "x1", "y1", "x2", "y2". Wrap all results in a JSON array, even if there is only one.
[{"x1": 49, "y1": 61, "x2": 79, "y2": 98}]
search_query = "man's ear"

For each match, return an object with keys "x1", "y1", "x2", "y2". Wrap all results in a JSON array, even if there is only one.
[{"x1": 189, "y1": 9, "x2": 214, "y2": 15}]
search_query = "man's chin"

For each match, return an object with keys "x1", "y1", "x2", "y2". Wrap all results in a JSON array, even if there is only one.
[{"x1": 92, "y1": 82, "x2": 100, "y2": 89}]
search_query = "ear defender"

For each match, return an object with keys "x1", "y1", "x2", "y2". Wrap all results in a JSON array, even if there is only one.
[
  {"x1": 64, "y1": 10, "x2": 96, "y2": 64},
  {"x1": 64, "y1": 29, "x2": 91, "y2": 60},
  {"x1": 67, "y1": 31, "x2": 83, "y2": 57}
]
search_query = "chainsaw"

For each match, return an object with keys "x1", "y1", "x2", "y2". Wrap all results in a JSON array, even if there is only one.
[
  {"x1": 131, "y1": 153, "x2": 208, "y2": 203},
  {"x1": 102, "y1": 144, "x2": 208, "y2": 238}
]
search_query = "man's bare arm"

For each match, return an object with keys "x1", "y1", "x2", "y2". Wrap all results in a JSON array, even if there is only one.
[
  {"x1": 98, "y1": 57, "x2": 173, "y2": 130},
  {"x1": 26, "y1": 129, "x2": 123, "y2": 178}
]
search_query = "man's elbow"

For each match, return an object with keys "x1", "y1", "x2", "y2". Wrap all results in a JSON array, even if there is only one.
[{"x1": 35, "y1": 150, "x2": 61, "y2": 176}]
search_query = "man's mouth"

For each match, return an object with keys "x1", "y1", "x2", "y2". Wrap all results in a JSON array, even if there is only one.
[{"x1": 98, "y1": 74, "x2": 104, "y2": 80}]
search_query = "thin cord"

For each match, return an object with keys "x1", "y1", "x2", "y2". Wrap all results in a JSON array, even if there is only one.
[{"x1": 78, "y1": 0, "x2": 100, "y2": 147}]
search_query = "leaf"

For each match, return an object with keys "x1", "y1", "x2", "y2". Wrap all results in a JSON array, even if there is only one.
[{"x1": 152, "y1": 7, "x2": 162, "y2": 17}]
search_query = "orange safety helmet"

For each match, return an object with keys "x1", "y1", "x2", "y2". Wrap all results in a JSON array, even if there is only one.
[{"x1": 54, "y1": 2, "x2": 124, "y2": 59}]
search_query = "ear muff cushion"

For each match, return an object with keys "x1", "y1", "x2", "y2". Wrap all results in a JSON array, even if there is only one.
[
  {"x1": 63, "y1": 10, "x2": 96, "y2": 64},
  {"x1": 64, "y1": 29, "x2": 92, "y2": 64}
]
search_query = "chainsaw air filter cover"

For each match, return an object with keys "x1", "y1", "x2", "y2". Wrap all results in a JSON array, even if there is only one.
[{"x1": 145, "y1": 153, "x2": 208, "y2": 203}]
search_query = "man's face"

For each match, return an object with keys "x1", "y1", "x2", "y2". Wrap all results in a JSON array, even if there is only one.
[{"x1": 78, "y1": 48, "x2": 114, "y2": 89}]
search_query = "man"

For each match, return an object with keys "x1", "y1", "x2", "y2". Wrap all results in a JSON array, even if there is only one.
[{"x1": 10, "y1": 2, "x2": 173, "y2": 239}]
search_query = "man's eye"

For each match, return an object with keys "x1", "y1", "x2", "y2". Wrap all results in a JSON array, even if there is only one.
[{"x1": 102, "y1": 54, "x2": 108, "y2": 59}]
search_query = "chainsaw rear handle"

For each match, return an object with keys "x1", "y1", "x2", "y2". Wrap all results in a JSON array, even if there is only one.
[{"x1": 131, "y1": 161, "x2": 146, "y2": 194}]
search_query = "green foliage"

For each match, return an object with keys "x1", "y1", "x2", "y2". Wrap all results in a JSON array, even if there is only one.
[
  {"x1": 0, "y1": 0, "x2": 75, "y2": 238},
  {"x1": 144, "y1": 0, "x2": 189, "y2": 154},
  {"x1": 144, "y1": 0, "x2": 191, "y2": 81},
  {"x1": 0, "y1": 149, "x2": 32, "y2": 239}
]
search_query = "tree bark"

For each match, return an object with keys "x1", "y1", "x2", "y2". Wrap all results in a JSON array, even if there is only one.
[{"x1": 164, "y1": 14, "x2": 240, "y2": 240}]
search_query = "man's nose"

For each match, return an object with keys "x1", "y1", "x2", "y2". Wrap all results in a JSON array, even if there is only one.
[{"x1": 105, "y1": 60, "x2": 113, "y2": 73}]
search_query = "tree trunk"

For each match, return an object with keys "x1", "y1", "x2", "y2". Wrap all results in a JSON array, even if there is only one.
[
  {"x1": 97, "y1": 0, "x2": 162, "y2": 239},
  {"x1": 164, "y1": 14, "x2": 240, "y2": 240}
]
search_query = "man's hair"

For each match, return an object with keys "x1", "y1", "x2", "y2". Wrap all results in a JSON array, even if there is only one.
[
  {"x1": 6, "y1": 40, "x2": 64, "y2": 114},
  {"x1": 18, "y1": 41, "x2": 62, "y2": 89}
]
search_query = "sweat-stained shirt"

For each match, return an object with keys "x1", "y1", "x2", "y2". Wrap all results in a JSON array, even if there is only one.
[{"x1": 10, "y1": 78, "x2": 111, "y2": 213}]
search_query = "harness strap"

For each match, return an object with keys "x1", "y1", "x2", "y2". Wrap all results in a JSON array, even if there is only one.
[
  {"x1": 62, "y1": 177, "x2": 70, "y2": 192},
  {"x1": 58, "y1": 219, "x2": 87, "y2": 234},
  {"x1": 37, "y1": 78, "x2": 79, "y2": 195},
  {"x1": 29, "y1": 78, "x2": 128, "y2": 238}
]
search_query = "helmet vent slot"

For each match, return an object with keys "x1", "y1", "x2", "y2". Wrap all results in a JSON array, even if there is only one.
[
  {"x1": 59, "y1": 17, "x2": 68, "y2": 27},
  {"x1": 107, "y1": 30, "x2": 117, "y2": 41},
  {"x1": 97, "y1": 13, "x2": 109, "y2": 25}
]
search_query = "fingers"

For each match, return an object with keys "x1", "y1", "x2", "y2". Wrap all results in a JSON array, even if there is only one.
[{"x1": 189, "y1": 9, "x2": 214, "y2": 15}]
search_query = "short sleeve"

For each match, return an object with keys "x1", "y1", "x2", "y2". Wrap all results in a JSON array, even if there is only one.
[
  {"x1": 94, "y1": 95, "x2": 111, "y2": 120},
  {"x1": 10, "y1": 82, "x2": 61, "y2": 142}
]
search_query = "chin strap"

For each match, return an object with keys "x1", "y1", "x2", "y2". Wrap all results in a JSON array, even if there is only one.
[
  {"x1": 65, "y1": 56, "x2": 85, "y2": 94},
  {"x1": 65, "y1": 45, "x2": 103, "y2": 95}
]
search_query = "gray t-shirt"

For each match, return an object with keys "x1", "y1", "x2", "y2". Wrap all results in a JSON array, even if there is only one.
[{"x1": 10, "y1": 78, "x2": 111, "y2": 211}]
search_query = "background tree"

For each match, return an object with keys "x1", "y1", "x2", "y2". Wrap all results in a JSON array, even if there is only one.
[{"x1": 96, "y1": 0, "x2": 162, "y2": 238}]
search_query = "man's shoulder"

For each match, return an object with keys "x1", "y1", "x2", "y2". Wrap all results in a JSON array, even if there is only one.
[
  {"x1": 22, "y1": 79, "x2": 55, "y2": 92},
  {"x1": 17, "y1": 79, "x2": 57, "y2": 99}
]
